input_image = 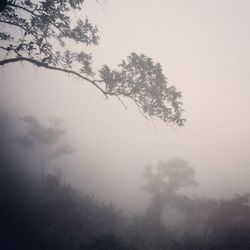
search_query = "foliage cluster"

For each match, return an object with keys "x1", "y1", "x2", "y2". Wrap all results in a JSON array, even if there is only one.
[{"x1": 0, "y1": 0, "x2": 185, "y2": 126}]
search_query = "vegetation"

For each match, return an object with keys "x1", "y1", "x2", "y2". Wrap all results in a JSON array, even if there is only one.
[
  {"x1": 1, "y1": 1, "x2": 249, "y2": 250},
  {"x1": 1, "y1": 117, "x2": 250, "y2": 250},
  {"x1": 10, "y1": 116, "x2": 73, "y2": 186},
  {"x1": 0, "y1": 0, "x2": 185, "y2": 126},
  {"x1": 142, "y1": 158, "x2": 198, "y2": 225}
]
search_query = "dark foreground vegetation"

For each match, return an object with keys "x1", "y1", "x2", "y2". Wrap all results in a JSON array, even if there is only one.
[{"x1": 1, "y1": 114, "x2": 250, "y2": 250}]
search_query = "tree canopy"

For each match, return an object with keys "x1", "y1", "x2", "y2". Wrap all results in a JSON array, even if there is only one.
[
  {"x1": 0, "y1": 0, "x2": 185, "y2": 126},
  {"x1": 11, "y1": 116, "x2": 73, "y2": 186},
  {"x1": 143, "y1": 158, "x2": 197, "y2": 195},
  {"x1": 142, "y1": 158, "x2": 198, "y2": 224}
]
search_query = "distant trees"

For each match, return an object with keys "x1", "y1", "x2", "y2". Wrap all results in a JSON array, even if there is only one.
[
  {"x1": 1, "y1": 163, "x2": 125, "y2": 250},
  {"x1": 84, "y1": 233, "x2": 134, "y2": 250},
  {"x1": 207, "y1": 195, "x2": 250, "y2": 246},
  {"x1": 2, "y1": 132, "x2": 250, "y2": 250},
  {"x1": 11, "y1": 116, "x2": 73, "y2": 186},
  {"x1": 141, "y1": 158, "x2": 250, "y2": 249},
  {"x1": 143, "y1": 157, "x2": 197, "y2": 193},
  {"x1": 142, "y1": 157, "x2": 197, "y2": 224},
  {"x1": 0, "y1": 0, "x2": 185, "y2": 126}
]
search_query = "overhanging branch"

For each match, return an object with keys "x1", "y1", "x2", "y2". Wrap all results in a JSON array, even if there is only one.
[
  {"x1": 0, "y1": 57, "x2": 108, "y2": 98},
  {"x1": 7, "y1": 3, "x2": 68, "y2": 38}
]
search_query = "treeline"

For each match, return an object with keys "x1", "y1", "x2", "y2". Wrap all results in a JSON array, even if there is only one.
[
  {"x1": 2, "y1": 150, "x2": 250, "y2": 250},
  {"x1": 1, "y1": 114, "x2": 250, "y2": 250}
]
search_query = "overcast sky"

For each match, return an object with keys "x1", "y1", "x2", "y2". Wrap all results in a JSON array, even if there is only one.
[{"x1": 1, "y1": 0, "x2": 250, "y2": 212}]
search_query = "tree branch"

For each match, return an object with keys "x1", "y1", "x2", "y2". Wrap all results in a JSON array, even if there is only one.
[
  {"x1": 6, "y1": 3, "x2": 73, "y2": 40},
  {"x1": 0, "y1": 57, "x2": 108, "y2": 98},
  {"x1": 0, "y1": 19, "x2": 30, "y2": 34},
  {"x1": 0, "y1": 46, "x2": 9, "y2": 51},
  {"x1": 0, "y1": 19, "x2": 52, "y2": 41},
  {"x1": 7, "y1": 3, "x2": 38, "y2": 16}
]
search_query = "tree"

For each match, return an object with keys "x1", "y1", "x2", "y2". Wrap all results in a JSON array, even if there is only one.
[
  {"x1": 11, "y1": 116, "x2": 73, "y2": 187},
  {"x1": 142, "y1": 158, "x2": 197, "y2": 224},
  {"x1": 143, "y1": 158, "x2": 197, "y2": 194},
  {"x1": 0, "y1": 0, "x2": 185, "y2": 126}
]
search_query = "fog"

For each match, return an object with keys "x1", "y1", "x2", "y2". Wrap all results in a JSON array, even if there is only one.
[
  {"x1": 2, "y1": 0, "x2": 250, "y2": 214},
  {"x1": 2, "y1": 1, "x2": 250, "y2": 249}
]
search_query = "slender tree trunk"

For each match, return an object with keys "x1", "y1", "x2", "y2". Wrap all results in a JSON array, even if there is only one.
[
  {"x1": 39, "y1": 144, "x2": 46, "y2": 189},
  {"x1": 40, "y1": 157, "x2": 45, "y2": 188}
]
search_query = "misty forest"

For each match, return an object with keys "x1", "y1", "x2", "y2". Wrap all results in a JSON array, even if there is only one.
[{"x1": 1, "y1": 1, "x2": 250, "y2": 249}]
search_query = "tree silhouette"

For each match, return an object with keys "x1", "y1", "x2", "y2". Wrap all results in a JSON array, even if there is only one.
[
  {"x1": 143, "y1": 158, "x2": 197, "y2": 224},
  {"x1": 11, "y1": 116, "x2": 73, "y2": 187},
  {"x1": 143, "y1": 158, "x2": 197, "y2": 194},
  {"x1": 0, "y1": 0, "x2": 185, "y2": 126}
]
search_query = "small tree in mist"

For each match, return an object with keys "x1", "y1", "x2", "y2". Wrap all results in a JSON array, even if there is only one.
[
  {"x1": 11, "y1": 116, "x2": 73, "y2": 187},
  {"x1": 0, "y1": 0, "x2": 185, "y2": 126},
  {"x1": 143, "y1": 157, "x2": 197, "y2": 224}
]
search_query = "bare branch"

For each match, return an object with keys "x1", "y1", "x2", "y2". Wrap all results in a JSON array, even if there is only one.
[
  {"x1": 0, "y1": 57, "x2": 108, "y2": 98},
  {"x1": 116, "y1": 96, "x2": 128, "y2": 110},
  {"x1": 0, "y1": 46, "x2": 9, "y2": 51},
  {"x1": 0, "y1": 19, "x2": 30, "y2": 34}
]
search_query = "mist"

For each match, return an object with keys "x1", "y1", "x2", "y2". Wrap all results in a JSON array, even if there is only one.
[{"x1": 1, "y1": 0, "x2": 250, "y2": 249}]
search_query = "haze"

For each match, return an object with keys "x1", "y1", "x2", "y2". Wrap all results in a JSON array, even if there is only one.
[{"x1": 1, "y1": 0, "x2": 250, "y2": 213}]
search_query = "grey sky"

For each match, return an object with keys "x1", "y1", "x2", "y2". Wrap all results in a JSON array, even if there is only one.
[{"x1": 1, "y1": 0, "x2": 250, "y2": 212}]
